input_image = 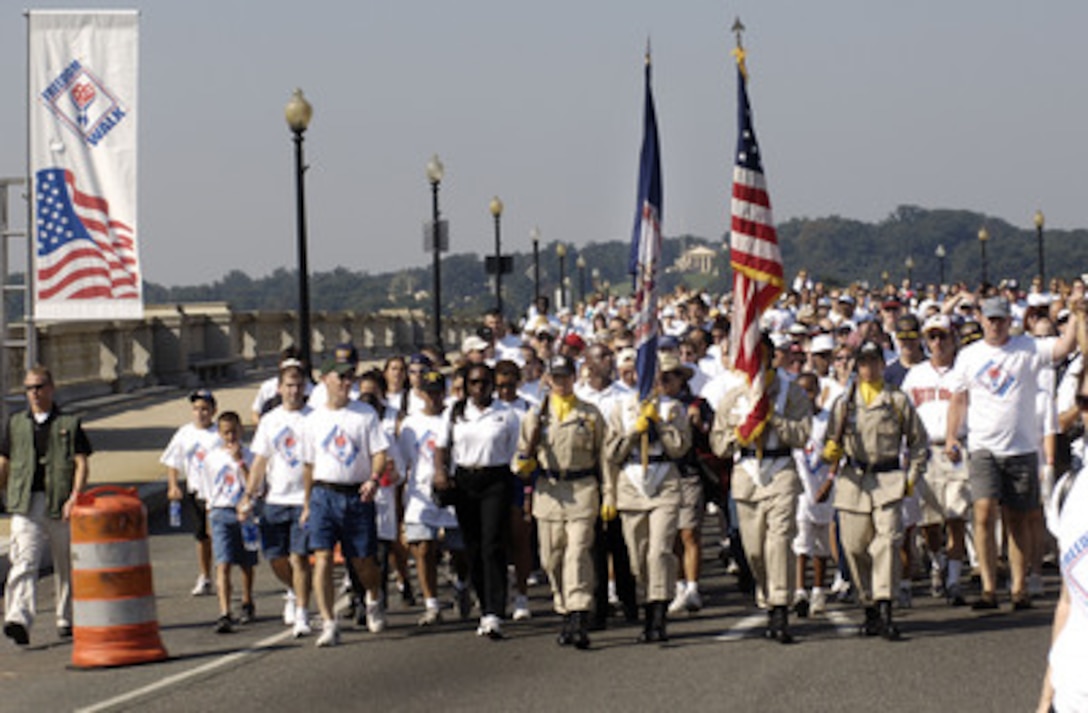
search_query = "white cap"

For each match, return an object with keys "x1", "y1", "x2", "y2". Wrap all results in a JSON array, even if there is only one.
[
  {"x1": 809, "y1": 333, "x2": 835, "y2": 353},
  {"x1": 461, "y1": 335, "x2": 489, "y2": 353},
  {"x1": 922, "y1": 314, "x2": 952, "y2": 334}
]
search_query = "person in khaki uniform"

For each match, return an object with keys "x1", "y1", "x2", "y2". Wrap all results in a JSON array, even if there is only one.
[
  {"x1": 823, "y1": 341, "x2": 928, "y2": 641},
  {"x1": 603, "y1": 353, "x2": 693, "y2": 643},
  {"x1": 710, "y1": 335, "x2": 812, "y2": 643},
  {"x1": 517, "y1": 355, "x2": 606, "y2": 650}
]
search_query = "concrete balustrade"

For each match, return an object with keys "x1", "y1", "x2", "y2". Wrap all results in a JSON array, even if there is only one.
[{"x1": 7, "y1": 302, "x2": 477, "y2": 401}]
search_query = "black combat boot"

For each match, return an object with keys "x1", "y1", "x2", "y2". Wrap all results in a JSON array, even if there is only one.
[
  {"x1": 557, "y1": 613, "x2": 573, "y2": 646},
  {"x1": 572, "y1": 611, "x2": 590, "y2": 650},
  {"x1": 767, "y1": 605, "x2": 794, "y2": 644},
  {"x1": 652, "y1": 601, "x2": 669, "y2": 642},
  {"x1": 637, "y1": 604, "x2": 655, "y2": 643},
  {"x1": 859, "y1": 605, "x2": 881, "y2": 637},
  {"x1": 877, "y1": 599, "x2": 901, "y2": 641}
]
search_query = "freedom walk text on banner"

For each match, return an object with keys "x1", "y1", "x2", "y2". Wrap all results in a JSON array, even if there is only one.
[{"x1": 40, "y1": 59, "x2": 127, "y2": 148}]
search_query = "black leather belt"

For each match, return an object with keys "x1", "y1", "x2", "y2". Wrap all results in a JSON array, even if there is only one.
[
  {"x1": 739, "y1": 448, "x2": 792, "y2": 459},
  {"x1": 313, "y1": 481, "x2": 361, "y2": 495},
  {"x1": 848, "y1": 459, "x2": 900, "y2": 473},
  {"x1": 455, "y1": 465, "x2": 510, "y2": 477},
  {"x1": 543, "y1": 468, "x2": 597, "y2": 481}
]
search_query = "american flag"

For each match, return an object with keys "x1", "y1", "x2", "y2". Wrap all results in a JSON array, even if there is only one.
[
  {"x1": 729, "y1": 47, "x2": 784, "y2": 445},
  {"x1": 36, "y1": 167, "x2": 139, "y2": 301},
  {"x1": 629, "y1": 52, "x2": 663, "y2": 402}
]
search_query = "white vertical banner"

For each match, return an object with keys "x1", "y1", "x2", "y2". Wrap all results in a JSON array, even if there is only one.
[{"x1": 28, "y1": 10, "x2": 141, "y2": 321}]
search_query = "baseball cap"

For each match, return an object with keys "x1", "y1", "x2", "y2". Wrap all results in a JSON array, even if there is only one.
[
  {"x1": 321, "y1": 360, "x2": 356, "y2": 377},
  {"x1": 895, "y1": 314, "x2": 921, "y2": 339},
  {"x1": 809, "y1": 333, "x2": 835, "y2": 353},
  {"x1": 922, "y1": 314, "x2": 952, "y2": 334},
  {"x1": 658, "y1": 334, "x2": 680, "y2": 351},
  {"x1": 616, "y1": 347, "x2": 637, "y2": 366},
  {"x1": 881, "y1": 298, "x2": 902, "y2": 311},
  {"x1": 857, "y1": 341, "x2": 883, "y2": 361},
  {"x1": 981, "y1": 296, "x2": 1011, "y2": 319},
  {"x1": 838, "y1": 294, "x2": 856, "y2": 305},
  {"x1": 461, "y1": 335, "x2": 489, "y2": 353},
  {"x1": 419, "y1": 370, "x2": 446, "y2": 393},
  {"x1": 408, "y1": 353, "x2": 433, "y2": 367},
  {"x1": 658, "y1": 352, "x2": 694, "y2": 380},
  {"x1": 189, "y1": 388, "x2": 216, "y2": 406},
  {"x1": 332, "y1": 342, "x2": 358, "y2": 365},
  {"x1": 958, "y1": 320, "x2": 983, "y2": 345},
  {"x1": 547, "y1": 355, "x2": 576, "y2": 377},
  {"x1": 562, "y1": 333, "x2": 586, "y2": 351}
]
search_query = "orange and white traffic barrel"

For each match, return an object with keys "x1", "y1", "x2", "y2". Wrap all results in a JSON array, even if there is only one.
[{"x1": 70, "y1": 486, "x2": 167, "y2": 668}]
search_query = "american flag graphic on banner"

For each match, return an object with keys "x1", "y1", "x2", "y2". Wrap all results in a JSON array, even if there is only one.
[
  {"x1": 29, "y1": 10, "x2": 141, "y2": 320},
  {"x1": 729, "y1": 44, "x2": 784, "y2": 445},
  {"x1": 629, "y1": 52, "x2": 663, "y2": 402},
  {"x1": 36, "y1": 168, "x2": 138, "y2": 300}
]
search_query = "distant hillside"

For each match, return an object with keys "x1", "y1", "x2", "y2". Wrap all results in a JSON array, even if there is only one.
[{"x1": 141, "y1": 205, "x2": 1088, "y2": 320}]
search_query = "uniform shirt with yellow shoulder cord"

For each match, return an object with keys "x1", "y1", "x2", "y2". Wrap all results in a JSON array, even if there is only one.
[
  {"x1": 518, "y1": 393, "x2": 605, "y2": 522},
  {"x1": 824, "y1": 377, "x2": 929, "y2": 513}
]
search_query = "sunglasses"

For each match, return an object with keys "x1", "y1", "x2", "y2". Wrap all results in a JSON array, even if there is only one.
[
  {"x1": 24, "y1": 383, "x2": 48, "y2": 392},
  {"x1": 495, "y1": 381, "x2": 518, "y2": 389},
  {"x1": 467, "y1": 378, "x2": 492, "y2": 386},
  {"x1": 926, "y1": 332, "x2": 950, "y2": 342}
]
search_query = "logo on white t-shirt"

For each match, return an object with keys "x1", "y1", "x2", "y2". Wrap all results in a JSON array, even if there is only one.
[
  {"x1": 272, "y1": 425, "x2": 302, "y2": 468},
  {"x1": 321, "y1": 426, "x2": 358, "y2": 467},
  {"x1": 186, "y1": 443, "x2": 210, "y2": 475},
  {"x1": 974, "y1": 359, "x2": 1016, "y2": 397}
]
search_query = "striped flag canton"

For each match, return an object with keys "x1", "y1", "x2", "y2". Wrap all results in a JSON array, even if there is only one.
[{"x1": 36, "y1": 168, "x2": 138, "y2": 300}]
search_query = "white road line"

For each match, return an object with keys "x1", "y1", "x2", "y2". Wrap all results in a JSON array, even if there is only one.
[
  {"x1": 74, "y1": 627, "x2": 296, "y2": 713},
  {"x1": 825, "y1": 609, "x2": 857, "y2": 636},
  {"x1": 75, "y1": 593, "x2": 352, "y2": 713},
  {"x1": 715, "y1": 612, "x2": 767, "y2": 641}
]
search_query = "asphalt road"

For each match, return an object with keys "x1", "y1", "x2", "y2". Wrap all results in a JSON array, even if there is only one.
[{"x1": 0, "y1": 504, "x2": 1055, "y2": 713}]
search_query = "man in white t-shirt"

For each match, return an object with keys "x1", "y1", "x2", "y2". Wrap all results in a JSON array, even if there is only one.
[
  {"x1": 241, "y1": 362, "x2": 313, "y2": 637},
  {"x1": 301, "y1": 359, "x2": 390, "y2": 647},
  {"x1": 945, "y1": 294, "x2": 1082, "y2": 610}
]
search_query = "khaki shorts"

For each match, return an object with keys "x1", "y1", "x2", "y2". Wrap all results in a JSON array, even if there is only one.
[
  {"x1": 922, "y1": 448, "x2": 973, "y2": 525},
  {"x1": 677, "y1": 476, "x2": 705, "y2": 531}
]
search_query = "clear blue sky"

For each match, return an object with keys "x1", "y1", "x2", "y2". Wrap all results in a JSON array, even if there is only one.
[{"x1": 1, "y1": 1, "x2": 1085, "y2": 287}]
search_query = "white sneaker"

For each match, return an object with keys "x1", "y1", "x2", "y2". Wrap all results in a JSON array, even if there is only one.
[
  {"x1": 418, "y1": 607, "x2": 442, "y2": 627},
  {"x1": 512, "y1": 595, "x2": 531, "y2": 621},
  {"x1": 191, "y1": 575, "x2": 213, "y2": 597},
  {"x1": 293, "y1": 609, "x2": 312, "y2": 638},
  {"x1": 315, "y1": 620, "x2": 339, "y2": 647},
  {"x1": 667, "y1": 587, "x2": 688, "y2": 615},
  {"x1": 685, "y1": 589, "x2": 703, "y2": 612},
  {"x1": 365, "y1": 600, "x2": 386, "y2": 633},
  {"x1": 476, "y1": 614, "x2": 503, "y2": 639},
  {"x1": 810, "y1": 588, "x2": 828, "y2": 615},
  {"x1": 283, "y1": 591, "x2": 297, "y2": 626}
]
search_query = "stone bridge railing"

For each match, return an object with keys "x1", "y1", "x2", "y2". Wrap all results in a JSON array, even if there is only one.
[{"x1": 7, "y1": 303, "x2": 477, "y2": 402}]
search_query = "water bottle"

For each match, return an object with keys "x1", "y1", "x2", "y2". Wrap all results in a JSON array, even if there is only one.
[
  {"x1": 169, "y1": 500, "x2": 182, "y2": 528},
  {"x1": 242, "y1": 516, "x2": 261, "y2": 552}
]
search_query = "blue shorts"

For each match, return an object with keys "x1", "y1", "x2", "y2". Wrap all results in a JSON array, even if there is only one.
[
  {"x1": 308, "y1": 485, "x2": 377, "y2": 559},
  {"x1": 209, "y1": 507, "x2": 258, "y2": 567},
  {"x1": 260, "y1": 503, "x2": 309, "y2": 558}
]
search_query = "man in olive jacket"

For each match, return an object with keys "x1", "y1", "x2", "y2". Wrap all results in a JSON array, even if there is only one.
[{"x1": 1, "y1": 365, "x2": 92, "y2": 646}]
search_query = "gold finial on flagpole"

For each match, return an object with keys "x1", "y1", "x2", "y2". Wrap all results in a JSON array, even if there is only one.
[{"x1": 731, "y1": 16, "x2": 747, "y2": 76}]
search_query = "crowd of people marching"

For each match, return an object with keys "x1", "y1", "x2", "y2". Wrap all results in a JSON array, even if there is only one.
[{"x1": 157, "y1": 271, "x2": 1088, "y2": 711}]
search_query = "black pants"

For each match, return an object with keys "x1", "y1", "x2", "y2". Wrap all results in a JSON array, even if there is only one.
[
  {"x1": 593, "y1": 514, "x2": 637, "y2": 624},
  {"x1": 455, "y1": 468, "x2": 511, "y2": 618}
]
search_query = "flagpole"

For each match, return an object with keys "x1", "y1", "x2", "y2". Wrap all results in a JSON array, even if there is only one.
[{"x1": 24, "y1": 11, "x2": 37, "y2": 368}]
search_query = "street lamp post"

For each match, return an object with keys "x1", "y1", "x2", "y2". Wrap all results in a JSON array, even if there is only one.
[
  {"x1": 426, "y1": 154, "x2": 445, "y2": 356},
  {"x1": 935, "y1": 244, "x2": 946, "y2": 287},
  {"x1": 978, "y1": 226, "x2": 990, "y2": 286},
  {"x1": 489, "y1": 196, "x2": 504, "y2": 317},
  {"x1": 530, "y1": 226, "x2": 541, "y2": 305},
  {"x1": 556, "y1": 243, "x2": 567, "y2": 309},
  {"x1": 576, "y1": 255, "x2": 587, "y2": 304},
  {"x1": 904, "y1": 255, "x2": 914, "y2": 289},
  {"x1": 1034, "y1": 209, "x2": 1045, "y2": 287},
  {"x1": 591, "y1": 267, "x2": 600, "y2": 295},
  {"x1": 285, "y1": 88, "x2": 313, "y2": 372}
]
